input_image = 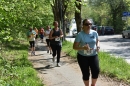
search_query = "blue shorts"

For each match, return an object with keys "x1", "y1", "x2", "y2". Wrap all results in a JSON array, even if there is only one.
[{"x1": 40, "y1": 34, "x2": 44, "y2": 39}]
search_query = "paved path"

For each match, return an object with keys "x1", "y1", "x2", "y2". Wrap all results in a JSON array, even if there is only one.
[{"x1": 28, "y1": 41, "x2": 129, "y2": 86}]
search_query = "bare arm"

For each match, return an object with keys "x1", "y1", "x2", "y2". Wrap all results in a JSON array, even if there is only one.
[
  {"x1": 96, "y1": 39, "x2": 100, "y2": 52},
  {"x1": 59, "y1": 29, "x2": 63, "y2": 38},
  {"x1": 96, "y1": 39, "x2": 100, "y2": 47}
]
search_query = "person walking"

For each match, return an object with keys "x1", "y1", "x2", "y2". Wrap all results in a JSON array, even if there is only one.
[
  {"x1": 27, "y1": 27, "x2": 36, "y2": 55},
  {"x1": 73, "y1": 19, "x2": 100, "y2": 86},
  {"x1": 45, "y1": 25, "x2": 52, "y2": 54},
  {"x1": 34, "y1": 27, "x2": 39, "y2": 47},
  {"x1": 49, "y1": 21, "x2": 63, "y2": 67},
  {"x1": 101, "y1": 26, "x2": 105, "y2": 35},
  {"x1": 39, "y1": 27, "x2": 45, "y2": 43}
]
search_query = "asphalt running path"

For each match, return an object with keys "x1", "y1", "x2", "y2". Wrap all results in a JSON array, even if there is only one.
[{"x1": 28, "y1": 41, "x2": 129, "y2": 86}]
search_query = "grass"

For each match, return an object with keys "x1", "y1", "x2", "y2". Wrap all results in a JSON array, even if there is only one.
[
  {"x1": 0, "y1": 40, "x2": 43, "y2": 86},
  {"x1": 62, "y1": 40, "x2": 130, "y2": 83}
]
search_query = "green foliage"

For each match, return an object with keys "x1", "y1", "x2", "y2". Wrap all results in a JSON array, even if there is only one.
[
  {"x1": 82, "y1": 0, "x2": 130, "y2": 33},
  {"x1": 0, "y1": 40, "x2": 43, "y2": 86},
  {"x1": 65, "y1": 6, "x2": 75, "y2": 22},
  {"x1": 0, "y1": 28, "x2": 13, "y2": 43},
  {"x1": 0, "y1": 0, "x2": 54, "y2": 46},
  {"x1": 0, "y1": 67, "x2": 43, "y2": 86},
  {"x1": 0, "y1": 1, "x2": 53, "y2": 85},
  {"x1": 99, "y1": 52, "x2": 130, "y2": 82}
]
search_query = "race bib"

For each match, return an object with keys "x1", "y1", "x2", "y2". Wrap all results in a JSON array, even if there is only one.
[
  {"x1": 84, "y1": 49, "x2": 94, "y2": 55},
  {"x1": 55, "y1": 37, "x2": 60, "y2": 41},
  {"x1": 31, "y1": 34, "x2": 35, "y2": 37}
]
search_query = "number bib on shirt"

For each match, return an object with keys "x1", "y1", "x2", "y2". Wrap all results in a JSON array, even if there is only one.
[
  {"x1": 55, "y1": 37, "x2": 60, "y2": 41},
  {"x1": 84, "y1": 49, "x2": 94, "y2": 55},
  {"x1": 31, "y1": 33, "x2": 35, "y2": 37}
]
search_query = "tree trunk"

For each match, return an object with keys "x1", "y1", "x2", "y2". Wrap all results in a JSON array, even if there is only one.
[
  {"x1": 75, "y1": 0, "x2": 82, "y2": 33},
  {"x1": 51, "y1": 0, "x2": 60, "y2": 22},
  {"x1": 51, "y1": 0, "x2": 69, "y2": 41}
]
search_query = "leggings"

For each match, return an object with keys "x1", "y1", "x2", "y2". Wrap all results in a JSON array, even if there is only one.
[
  {"x1": 77, "y1": 53, "x2": 100, "y2": 80},
  {"x1": 50, "y1": 44, "x2": 61, "y2": 63},
  {"x1": 46, "y1": 39, "x2": 50, "y2": 47}
]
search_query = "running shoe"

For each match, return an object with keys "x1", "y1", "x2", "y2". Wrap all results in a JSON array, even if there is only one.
[{"x1": 57, "y1": 63, "x2": 61, "y2": 67}]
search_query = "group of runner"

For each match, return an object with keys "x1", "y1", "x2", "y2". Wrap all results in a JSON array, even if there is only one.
[
  {"x1": 27, "y1": 19, "x2": 101, "y2": 86},
  {"x1": 27, "y1": 26, "x2": 51, "y2": 54},
  {"x1": 27, "y1": 21, "x2": 63, "y2": 67}
]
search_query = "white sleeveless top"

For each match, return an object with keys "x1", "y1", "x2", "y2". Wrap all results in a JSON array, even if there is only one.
[{"x1": 45, "y1": 29, "x2": 51, "y2": 39}]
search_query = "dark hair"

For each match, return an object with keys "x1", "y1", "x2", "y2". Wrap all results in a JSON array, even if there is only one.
[
  {"x1": 82, "y1": 19, "x2": 88, "y2": 25},
  {"x1": 29, "y1": 27, "x2": 33, "y2": 31},
  {"x1": 29, "y1": 27, "x2": 33, "y2": 29},
  {"x1": 53, "y1": 21, "x2": 58, "y2": 26}
]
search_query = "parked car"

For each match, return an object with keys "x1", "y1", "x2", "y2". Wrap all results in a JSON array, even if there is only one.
[
  {"x1": 101, "y1": 26, "x2": 114, "y2": 35},
  {"x1": 91, "y1": 25, "x2": 97, "y2": 31},
  {"x1": 122, "y1": 26, "x2": 130, "y2": 38},
  {"x1": 97, "y1": 26, "x2": 102, "y2": 35},
  {"x1": 72, "y1": 28, "x2": 77, "y2": 37}
]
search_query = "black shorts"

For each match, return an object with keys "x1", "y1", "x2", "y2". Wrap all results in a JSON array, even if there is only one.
[
  {"x1": 29, "y1": 41, "x2": 35, "y2": 48},
  {"x1": 35, "y1": 35, "x2": 38, "y2": 39},
  {"x1": 40, "y1": 34, "x2": 44, "y2": 39}
]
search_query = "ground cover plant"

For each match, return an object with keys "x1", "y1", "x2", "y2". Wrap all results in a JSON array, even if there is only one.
[{"x1": 0, "y1": 40, "x2": 43, "y2": 86}]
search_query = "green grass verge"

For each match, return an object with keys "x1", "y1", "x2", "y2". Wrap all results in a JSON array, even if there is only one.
[
  {"x1": 62, "y1": 40, "x2": 130, "y2": 83},
  {"x1": 0, "y1": 40, "x2": 43, "y2": 86}
]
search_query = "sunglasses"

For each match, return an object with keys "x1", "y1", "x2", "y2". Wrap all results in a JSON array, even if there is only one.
[{"x1": 84, "y1": 23, "x2": 92, "y2": 26}]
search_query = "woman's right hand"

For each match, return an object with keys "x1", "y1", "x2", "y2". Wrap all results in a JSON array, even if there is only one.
[
  {"x1": 55, "y1": 36, "x2": 58, "y2": 38},
  {"x1": 83, "y1": 44, "x2": 90, "y2": 50}
]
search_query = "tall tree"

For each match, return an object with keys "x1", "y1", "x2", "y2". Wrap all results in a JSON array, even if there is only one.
[
  {"x1": 107, "y1": 0, "x2": 126, "y2": 33},
  {"x1": 0, "y1": 0, "x2": 53, "y2": 45},
  {"x1": 88, "y1": 0, "x2": 129, "y2": 33},
  {"x1": 75, "y1": 0, "x2": 82, "y2": 32},
  {"x1": 50, "y1": 0, "x2": 70, "y2": 40}
]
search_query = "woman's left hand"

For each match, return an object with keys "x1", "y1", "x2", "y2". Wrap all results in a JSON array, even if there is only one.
[{"x1": 97, "y1": 46, "x2": 100, "y2": 52}]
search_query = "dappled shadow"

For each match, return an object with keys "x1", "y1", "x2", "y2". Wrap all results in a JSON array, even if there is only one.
[
  {"x1": 104, "y1": 48, "x2": 130, "y2": 59},
  {"x1": 61, "y1": 55, "x2": 67, "y2": 58},
  {"x1": 30, "y1": 58, "x2": 52, "y2": 62},
  {"x1": 116, "y1": 42, "x2": 130, "y2": 47},
  {"x1": 33, "y1": 54, "x2": 44, "y2": 56},
  {"x1": 99, "y1": 36, "x2": 130, "y2": 60},
  {"x1": 34, "y1": 65, "x2": 55, "y2": 71},
  {"x1": 100, "y1": 37, "x2": 130, "y2": 53},
  {"x1": 35, "y1": 45, "x2": 47, "y2": 51},
  {"x1": 100, "y1": 37, "x2": 130, "y2": 43}
]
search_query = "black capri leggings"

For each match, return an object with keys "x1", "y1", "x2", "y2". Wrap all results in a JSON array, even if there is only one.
[
  {"x1": 29, "y1": 41, "x2": 35, "y2": 48},
  {"x1": 77, "y1": 53, "x2": 100, "y2": 80},
  {"x1": 46, "y1": 39, "x2": 50, "y2": 47},
  {"x1": 50, "y1": 44, "x2": 61, "y2": 63}
]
